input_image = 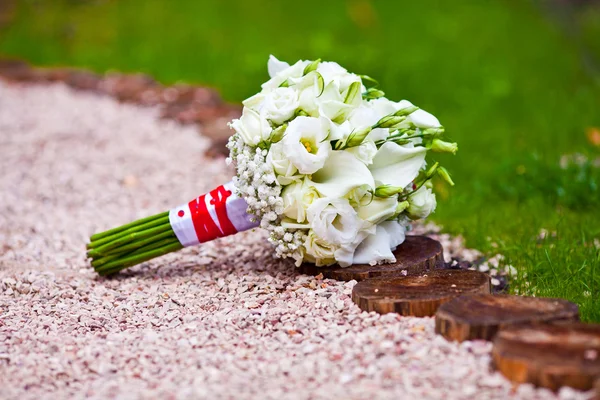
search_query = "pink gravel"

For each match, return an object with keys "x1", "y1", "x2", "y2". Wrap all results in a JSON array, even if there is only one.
[{"x1": 0, "y1": 80, "x2": 592, "y2": 399}]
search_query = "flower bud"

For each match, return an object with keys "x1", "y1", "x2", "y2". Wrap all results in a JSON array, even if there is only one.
[
  {"x1": 363, "y1": 88, "x2": 385, "y2": 100},
  {"x1": 344, "y1": 81, "x2": 362, "y2": 105},
  {"x1": 342, "y1": 126, "x2": 372, "y2": 148},
  {"x1": 425, "y1": 162, "x2": 440, "y2": 179},
  {"x1": 430, "y1": 139, "x2": 458, "y2": 154},
  {"x1": 393, "y1": 105, "x2": 419, "y2": 117},
  {"x1": 395, "y1": 200, "x2": 410, "y2": 214},
  {"x1": 437, "y1": 166, "x2": 455, "y2": 186},
  {"x1": 374, "y1": 115, "x2": 406, "y2": 129},
  {"x1": 269, "y1": 124, "x2": 287, "y2": 143},
  {"x1": 374, "y1": 184, "x2": 403, "y2": 197},
  {"x1": 303, "y1": 58, "x2": 321, "y2": 75},
  {"x1": 421, "y1": 127, "x2": 445, "y2": 137}
]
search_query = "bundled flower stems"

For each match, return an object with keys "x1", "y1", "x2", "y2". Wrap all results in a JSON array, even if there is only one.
[{"x1": 87, "y1": 56, "x2": 458, "y2": 276}]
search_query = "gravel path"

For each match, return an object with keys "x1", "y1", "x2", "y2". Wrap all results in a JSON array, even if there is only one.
[{"x1": 0, "y1": 80, "x2": 590, "y2": 400}]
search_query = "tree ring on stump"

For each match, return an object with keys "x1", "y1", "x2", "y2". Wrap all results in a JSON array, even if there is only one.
[
  {"x1": 351, "y1": 269, "x2": 490, "y2": 317},
  {"x1": 299, "y1": 235, "x2": 444, "y2": 282},
  {"x1": 492, "y1": 322, "x2": 600, "y2": 391},
  {"x1": 435, "y1": 294, "x2": 579, "y2": 342}
]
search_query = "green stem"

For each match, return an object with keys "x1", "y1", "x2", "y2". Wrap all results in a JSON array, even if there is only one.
[
  {"x1": 95, "y1": 242, "x2": 183, "y2": 276},
  {"x1": 89, "y1": 211, "x2": 169, "y2": 242},
  {"x1": 88, "y1": 229, "x2": 176, "y2": 259},
  {"x1": 89, "y1": 223, "x2": 173, "y2": 256},
  {"x1": 91, "y1": 236, "x2": 180, "y2": 268},
  {"x1": 87, "y1": 215, "x2": 171, "y2": 249}
]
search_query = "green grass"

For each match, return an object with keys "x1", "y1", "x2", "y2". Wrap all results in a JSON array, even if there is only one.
[{"x1": 2, "y1": 0, "x2": 599, "y2": 320}]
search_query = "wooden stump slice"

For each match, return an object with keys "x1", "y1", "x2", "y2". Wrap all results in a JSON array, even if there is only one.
[
  {"x1": 492, "y1": 323, "x2": 600, "y2": 391},
  {"x1": 435, "y1": 294, "x2": 579, "y2": 342},
  {"x1": 351, "y1": 269, "x2": 490, "y2": 317},
  {"x1": 300, "y1": 235, "x2": 444, "y2": 282}
]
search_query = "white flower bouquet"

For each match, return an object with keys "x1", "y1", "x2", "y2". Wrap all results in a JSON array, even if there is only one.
[{"x1": 87, "y1": 56, "x2": 457, "y2": 275}]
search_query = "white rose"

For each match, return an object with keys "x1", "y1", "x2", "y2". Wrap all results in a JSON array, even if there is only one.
[
  {"x1": 266, "y1": 142, "x2": 299, "y2": 185},
  {"x1": 282, "y1": 116, "x2": 331, "y2": 174},
  {"x1": 229, "y1": 107, "x2": 272, "y2": 146},
  {"x1": 346, "y1": 139, "x2": 378, "y2": 165},
  {"x1": 262, "y1": 56, "x2": 310, "y2": 91},
  {"x1": 281, "y1": 179, "x2": 320, "y2": 223},
  {"x1": 407, "y1": 185, "x2": 437, "y2": 220},
  {"x1": 357, "y1": 196, "x2": 398, "y2": 225},
  {"x1": 352, "y1": 221, "x2": 407, "y2": 265},
  {"x1": 261, "y1": 87, "x2": 300, "y2": 125},
  {"x1": 304, "y1": 230, "x2": 338, "y2": 266},
  {"x1": 307, "y1": 197, "x2": 362, "y2": 246}
]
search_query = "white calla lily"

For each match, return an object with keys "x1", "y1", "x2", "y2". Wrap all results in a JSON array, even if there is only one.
[
  {"x1": 262, "y1": 56, "x2": 310, "y2": 91},
  {"x1": 357, "y1": 196, "x2": 398, "y2": 225},
  {"x1": 369, "y1": 142, "x2": 427, "y2": 188},
  {"x1": 267, "y1": 55, "x2": 290, "y2": 78},
  {"x1": 408, "y1": 109, "x2": 441, "y2": 128},
  {"x1": 312, "y1": 150, "x2": 375, "y2": 198}
]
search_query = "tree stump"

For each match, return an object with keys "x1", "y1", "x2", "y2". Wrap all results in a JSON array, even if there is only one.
[
  {"x1": 492, "y1": 323, "x2": 600, "y2": 391},
  {"x1": 351, "y1": 270, "x2": 490, "y2": 316},
  {"x1": 300, "y1": 235, "x2": 444, "y2": 282},
  {"x1": 435, "y1": 294, "x2": 579, "y2": 342}
]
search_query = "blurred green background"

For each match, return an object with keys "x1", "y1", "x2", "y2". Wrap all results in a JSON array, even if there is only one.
[{"x1": 1, "y1": 0, "x2": 599, "y2": 320}]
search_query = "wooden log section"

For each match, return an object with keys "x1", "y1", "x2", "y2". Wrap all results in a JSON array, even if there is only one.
[
  {"x1": 300, "y1": 235, "x2": 444, "y2": 282},
  {"x1": 435, "y1": 294, "x2": 579, "y2": 342},
  {"x1": 351, "y1": 270, "x2": 490, "y2": 317},
  {"x1": 492, "y1": 323, "x2": 600, "y2": 391}
]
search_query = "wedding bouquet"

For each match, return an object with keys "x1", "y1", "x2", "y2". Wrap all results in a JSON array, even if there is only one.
[{"x1": 87, "y1": 56, "x2": 457, "y2": 276}]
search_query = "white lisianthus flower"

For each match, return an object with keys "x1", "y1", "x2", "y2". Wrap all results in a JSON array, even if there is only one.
[
  {"x1": 281, "y1": 179, "x2": 320, "y2": 223},
  {"x1": 357, "y1": 196, "x2": 398, "y2": 225},
  {"x1": 369, "y1": 142, "x2": 427, "y2": 188},
  {"x1": 352, "y1": 221, "x2": 407, "y2": 265},
  {"x1": 261, "y1": 87, "x2": 300, "y2": 125},
  {"x1": 266, "y1": 142, "x2": 299, "y2": 185},
  {"x1": 304, "y1": 230, "x2": 338, "y2": 266},
  {"x1": 262, "y1": 55, "x2": 310, "y2": 91},
  {"x1": 282, "y1": 116, "x2": 331, "y2": 174},
  {"x1": 307, "y1": 197, "x2": 362, "y2": 246},
  {"x1": 407, "y1": 185, "x2": 437, "y2": 220},
  {"x1": 229, "y1": 107, "x2": 272, "y2": 146}
]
